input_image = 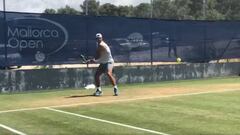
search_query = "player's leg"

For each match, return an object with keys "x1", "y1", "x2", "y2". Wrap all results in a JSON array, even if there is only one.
[
  {"x1": 168, "y1": 44, "x2": 172, "y2": 58},
  {"x1": 94, "y1": 65, "x2": 104, "y2": 96},
  {"x1": 106, "y1": 65, "x2": 116, "y2": 86},
  {"x1": 173, "y1": 46, "x2": 178, "y2": 58},
  {"x1": 106, "y1": 63, "x2": 118, "y2": 96}
]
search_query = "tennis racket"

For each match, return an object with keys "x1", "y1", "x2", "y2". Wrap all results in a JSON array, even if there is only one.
[{"x1": 80, "y1": 54, "x2": 88, "y2": 63}]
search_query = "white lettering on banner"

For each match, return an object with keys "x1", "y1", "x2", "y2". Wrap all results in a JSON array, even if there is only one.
[
  {"x1": 8, "y1": 26, "x2": 59, "y2": 38},
  {"x1": 7, "y1": 37, "x2": 44, "y2": 51},
  {"x1": 6, "y1": 17, "x2": 69, "y2": 57}
]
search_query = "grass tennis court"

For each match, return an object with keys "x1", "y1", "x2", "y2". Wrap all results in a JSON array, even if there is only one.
[{"x1": 0, "y1": 77, "x2": 240, "y2": 135}]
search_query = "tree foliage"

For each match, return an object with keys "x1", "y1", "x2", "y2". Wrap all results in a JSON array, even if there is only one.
[
  {"x1": 57, "y1": 5, "x2": 80, "y2": 15},
  {"x1": 80, "y1": 0, "x2": 100, "y2": 16},
  {"x1": 133, "y1": 3, "x2": 151, "y2": 18},
  {"x1": 98, "y1": 3, "x2": 118, "y2": 16},
  {"x1": 43, "y1": 0, "x2": 240, "y2": 20},
  {"x1": 44, "y1": 9, "x2": 56, "y2": 14}
]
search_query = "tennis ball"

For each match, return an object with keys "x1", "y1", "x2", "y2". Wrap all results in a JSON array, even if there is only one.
[{"x1": 176, "y1": 57, "x2": 181, "y2": 63}]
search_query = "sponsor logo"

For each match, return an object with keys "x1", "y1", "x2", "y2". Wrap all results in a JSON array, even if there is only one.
[
  {"x1": 128, "y1": 32, "x2": 144, "y2": 44},
  {"x1": 7, "y1": 17, "x2": 68, "y2": 61}
]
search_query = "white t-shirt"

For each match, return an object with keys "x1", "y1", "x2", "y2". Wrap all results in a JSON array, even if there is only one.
[{"x1": 96, "y1": 41, "x2": 114, "y2": 63}]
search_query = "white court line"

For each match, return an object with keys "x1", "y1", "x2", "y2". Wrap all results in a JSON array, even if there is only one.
[
  {"x1": 45, "y1": 107, "x2": 170, "y2": 135},
  {"x1": 0, "y1": 107, "x2": 45, "y2": 114},
  {"x1": 0, "y1": 89, "x2": 239, "y2": 114},
  {"x1": 0, "y1": 124, "x2": 27, "y2": 135}
]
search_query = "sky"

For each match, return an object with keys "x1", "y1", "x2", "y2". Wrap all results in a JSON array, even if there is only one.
[{"x1": 0, "y1": 0, "x2": 150, "y2": 13}]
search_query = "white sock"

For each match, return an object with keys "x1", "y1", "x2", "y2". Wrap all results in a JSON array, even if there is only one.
[
  {"x1": 97, "y1": 87, "x2": 101, "y2": 91},
  {"x1": 114, "y1": 85, "x2": 118, "y2": 89}
]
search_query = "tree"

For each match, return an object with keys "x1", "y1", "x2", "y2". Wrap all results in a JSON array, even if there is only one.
[
  {"x1": 188, "y1": 0, "x2": 205, "y2": 20},
  {"x1": 215, "y1": 0, "x2": 240, "y2": 20},
  {"x1": 205, "y1": 0, "x2": 224, "y2": 20},
  {"x1": 57, "y1": 5, "x2": 80, "y2": 15},
  {"x1": 133, "y1": 3, "x2": 151, "y2": 18},
  {"x1": 44, "y1": 9, "x2": 57, "y2": 14},
  {"x1": 80, "y1": 0, "x2": 100, "y2": 16},
  {"x1": 42, "y1": 0, "x2": 238, "y2": 21},
  {"x1": 169, "y1": 0, "x2": 193, "y2": 20},
  {"x1": 152, "y1": 0, "x2": 172, "y2": 19},
  {"x1": 118, "y1": 6, "x2": 134, "y2": 17},
  {"x1": 99, "y1": 3, "x2": 119, "y2": 16}
]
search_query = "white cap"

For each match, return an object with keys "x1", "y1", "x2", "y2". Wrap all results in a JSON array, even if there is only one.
[{"x1": 96, "y1": 33, "x2": 103, "y2": 38}]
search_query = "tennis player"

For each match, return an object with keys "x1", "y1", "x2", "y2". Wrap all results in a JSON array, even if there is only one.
[{"x1": 88, "y1": 33, "x2": 119, "y2": 96}]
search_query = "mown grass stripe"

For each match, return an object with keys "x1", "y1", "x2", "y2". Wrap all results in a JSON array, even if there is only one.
[
  {"x1": 45, "y1": 107, "x2": 170, "y2": 135},
  {"x1": 0, "y1": 124, "x2": 27, "y2": 135},
  {"x1": 0, "y1": 89, "x2": 239, "y2": 114}
]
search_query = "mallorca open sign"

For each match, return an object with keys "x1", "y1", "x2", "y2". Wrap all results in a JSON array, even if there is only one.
[{"x1": 7, "y1": 17, "x2": 69, "y2": 62}]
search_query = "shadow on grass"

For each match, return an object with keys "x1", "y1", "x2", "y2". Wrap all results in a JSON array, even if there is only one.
[{"x1": 65, "y1": 94, "x2": 94, "y2": 98}]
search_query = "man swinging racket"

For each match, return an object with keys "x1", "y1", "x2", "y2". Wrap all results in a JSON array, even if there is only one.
[{"x1": 87, "y1": 33, "x2": 119, "y2": 96}]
